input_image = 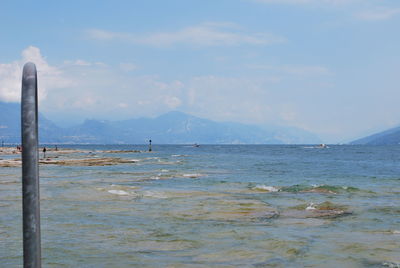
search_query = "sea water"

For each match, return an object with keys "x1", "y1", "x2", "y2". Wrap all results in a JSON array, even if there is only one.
[{"x1": 1, "y1": 145, "x2": 399, "y2": 267}]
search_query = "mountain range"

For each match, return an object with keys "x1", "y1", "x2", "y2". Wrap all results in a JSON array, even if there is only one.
[
  {"x1": 350, "y1": 126, "x2": 400, "y2": 145},
  {"x1": 0, "y1": 102, "x2": 321, "y2": 144}
]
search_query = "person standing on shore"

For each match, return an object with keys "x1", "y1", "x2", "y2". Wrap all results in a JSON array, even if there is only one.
[{"x1": 43, "y1": 147, "x2": 47, "y2": 159}]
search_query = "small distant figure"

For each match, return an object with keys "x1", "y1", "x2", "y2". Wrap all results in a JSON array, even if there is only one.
[
  {"x1": 193, "y1": 143, "x2": 200, "y2": 147},
  {"x1": 43, "y1": 147, "x2": 47, "y2": 158},
  {"x1": 55, "y1": 145, "x2": 58, "y2": 151},
  {"x1": 16, "y1": 145, "x2": 22, "y2": 152},
  {"x1": 148, "y1": 139, "x2": 152, "y2": 152},
  {"x1": 1, "y1": 140, "x2": 4, "y2": 147}
]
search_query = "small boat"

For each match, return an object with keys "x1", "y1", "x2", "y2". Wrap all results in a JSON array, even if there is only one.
[{"x1": 193, "y1": 143, "x2": 200, "y2": 147}]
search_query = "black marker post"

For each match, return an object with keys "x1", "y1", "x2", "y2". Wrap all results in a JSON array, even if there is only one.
[{"x1": 21, "y1": 62, "x2": 41, "y2": 268}]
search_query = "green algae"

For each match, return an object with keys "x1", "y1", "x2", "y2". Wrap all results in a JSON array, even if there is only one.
[
  {"x1": 280, "y1": 184, "x2": 310, "y2": 193},
  {"x1": 286, "y1": 248, "x2": 301, "y2": 256},
  {"x1": 317, "y1": 201, "x2": 348, "y2": 211},
  {"x1": 280, "y1": 184, "x2": 361, "y2": 194},
  {"x1": 367, "y1": 207, "x2": 400, "y2": 214},
  {"x1": 289, "y1": 201, "x2": 348, "y2": 211},
  {"x1": 289, "y1": 203, "x2": 309, "y2": 210}
]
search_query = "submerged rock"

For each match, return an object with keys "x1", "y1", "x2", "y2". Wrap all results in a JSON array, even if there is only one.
[
  {"x1": 0, "y1": 147, "x2": 20, "y2": 155},
  {"x1": 284, "y1": 201, "x2": 352, "y2": 219},
  {"x1": 40, "y1": 157, "x2": 138, "y2": 166},
  {"x1": 252, "y1": 185, "x2": 280, "y2": 192},
  {"x1": 0, "y1": 159, "x2": 21, "y2": 167},
  {"x1": 282, "y1": 184, "x2": 359, "y2": 194},
  {"x1": 103, "y1": 150, "x2": 142, "y2": 153},
  {"x1": 253, "y1": 257, "x2": 290, "y2": 268},
  {"x1": 251, "y1": 184, "x2": 362, "y2": 195},
  {"x1": 0, "y1": 148, "x2": 128, "y2": 167},
  {"x1": 382, "y1": 261, "x2": 400, "y2": 268},
  {"x1": 164, "y1": 196, "x2": 279, "y2": 222}
]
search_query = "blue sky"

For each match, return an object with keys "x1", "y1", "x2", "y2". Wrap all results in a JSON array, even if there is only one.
[{"x1": 0, "y1": 0, "x2": 399, "y2": 142}]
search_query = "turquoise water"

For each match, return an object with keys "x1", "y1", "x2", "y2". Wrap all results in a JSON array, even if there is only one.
[{"x1": 1, "y1": 145, "x2": 400, "y2": 267}]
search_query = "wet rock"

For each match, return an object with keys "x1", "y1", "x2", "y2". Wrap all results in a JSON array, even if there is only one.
[
  {"x1": 253, "y1": 257, "x2": 290, "y2": 268},
  {"x1": 306, "y1": 209, "x2": 352, "y2": 219},
  {"x1": 360, "y1": 259, "x2": 400, "y2": 268},
  {"x1": 251, "y1": 184, "x2": 363, "y2": 195},
  {"x1": 0, "y1": 159, "x2": 21, "y2": 167},
  {"x1": 103, "y1": 150, "x2": 142, "y2": 153},
  {"x1": 39, "y1": 157, "x2": 138, "y2": 166},
  {"x1": 0, "y1": 147, "x2": 21, "y2": 155},
  {"x1": 284, "y1": 201, "x2": 352, "y2": 219},
  {"x1": 382, "y1": 261, "x2": 400, "y2": 268},
  {"x1": 165, "y1": 196, "x2": 279, "y2": 222}
]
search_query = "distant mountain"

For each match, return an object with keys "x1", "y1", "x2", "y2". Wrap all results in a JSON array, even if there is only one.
[
  {"x1": 0, "y1": 102, "x2": 321, "y2": 144},
  {"x1": 0, "y1": 102, "x2": 63, "y2": 143},
  {"x1": 0, "y1": 102, "x2": 20, "y2": 142},
  {"x1": 350, "y1": 126, "x2": 400, "y2": 145}
]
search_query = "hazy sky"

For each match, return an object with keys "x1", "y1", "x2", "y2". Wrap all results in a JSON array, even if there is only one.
[{"x1": 0, "y1": 0, "x2": 399, "y2": 142}]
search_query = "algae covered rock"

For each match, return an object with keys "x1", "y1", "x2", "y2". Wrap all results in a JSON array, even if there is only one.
[
  {"x1": 253, "y1": 184, "x2": 362, "y2": 195},
  {"x1": 164, "y1": 195, "x2": 279, "y2": 222},
  {"x1": 284, "y1": 201, "x2": 352, "y2": 219}
]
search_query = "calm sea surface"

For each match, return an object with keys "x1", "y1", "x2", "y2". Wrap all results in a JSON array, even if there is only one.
[{"x1": 1, "y1": 145, "x2": 399, "y2": 267}]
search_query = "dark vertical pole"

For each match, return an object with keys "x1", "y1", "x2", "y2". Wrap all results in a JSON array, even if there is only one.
[{"x1": 21, "y1": 62, "x2": 41, "y2": 268}]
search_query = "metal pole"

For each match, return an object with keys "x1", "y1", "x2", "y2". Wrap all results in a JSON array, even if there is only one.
[{"x1": 21, "y1": 62, "x2": 41, "y2": 268}]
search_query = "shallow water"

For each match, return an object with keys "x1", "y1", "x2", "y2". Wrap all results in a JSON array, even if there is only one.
[{"x1": 1, "y1": 145, "x2": 399, "y2": 267}]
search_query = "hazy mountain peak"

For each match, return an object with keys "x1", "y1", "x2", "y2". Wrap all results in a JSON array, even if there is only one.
[
  {"x1": 0, "y1": 102, "x2": 321, "y2": 144},
  {"x1": 351, "y1": 125, "x2": 400, "y2": 145}
]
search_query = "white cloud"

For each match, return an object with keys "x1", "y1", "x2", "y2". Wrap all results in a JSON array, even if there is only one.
[
  {"x1": 282, "y1": 65, "x2": 331, "y2": 76},
  {"x1": 73, "y1": 59, "x2": 92, "y2": 66},
  {"x1": 279, "y1": 103, "x2": 298, "y2": 122},
  {"x1": 0, "y1": 46, "x2": 70, "y2": 102},
  {"x1": 42, "y1": 64, "x2": 188, "y2": 121},
  {"x1": 355, "y1": 7, "x2": 400, "y2": 21},
  {"x1": 0, "y1": 62, "x2": 21, "y2": 102},
  {"x1": 164, "y1": 96, "x2": 182, "y2": 109},
  {"x1": 63, "y1": 59, "x2": 108, "y2": 67},
  {"x1": 118, "y1": 102, "x2": 129, "y2": 108},
  {"x1": 247, "y1": 64, "x2": 332, "y2": 76},
  {"x1": 72, "y1": 96, "x2": 98, "y2": 109},
  {"x1": 86, "y1": 22, "x2": 285, "y2": 47},
  {"x1": 183, "y1": 75, "x2": 277, "y2": 124},
  {"x1": 119, "y1": 62, "x2": 137, "y2": 72}
]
